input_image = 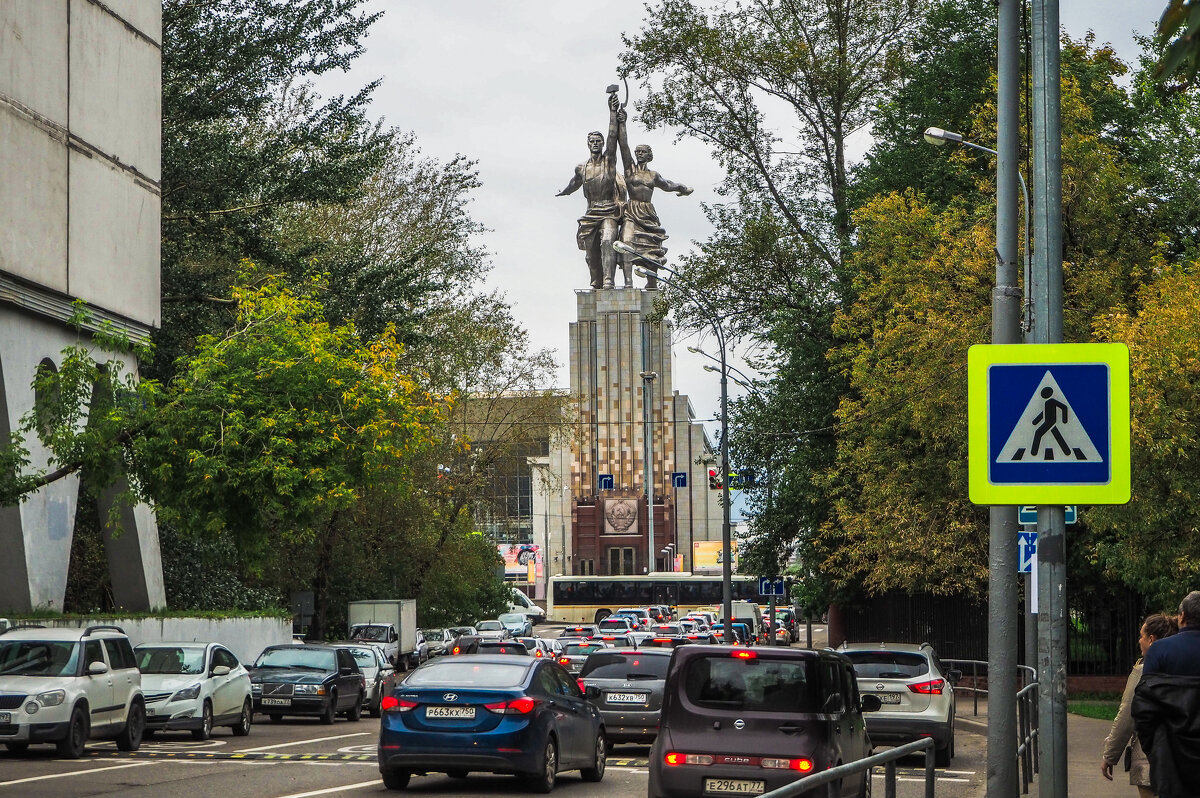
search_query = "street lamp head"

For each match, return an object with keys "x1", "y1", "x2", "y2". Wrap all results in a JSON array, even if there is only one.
[
  {"x1": 634, "y1": 267, "x2": 653, "y2": 279},
  {"x1": 923, "y1": 126, "x2": 963, "y2": 146},
  {"x1": 703, "y1": 365, "x2": 719, "y2": 373},
  {"x1": 640, "y1": 371, "x2": 658, "y2": 380}
]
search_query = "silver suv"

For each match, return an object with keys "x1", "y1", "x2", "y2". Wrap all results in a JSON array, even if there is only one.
[
  {"x1": 837, "y1": 641, "x2": 960, "y2": 766},
  {"x1": 0, "y1": 624, "x2": 145, "y2": 757}
]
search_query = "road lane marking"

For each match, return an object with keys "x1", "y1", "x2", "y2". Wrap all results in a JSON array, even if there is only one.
[
  {"x1": 274, "y1": 780, "x2": 381, "y2": 797},
  {"x1": 236, "y1": 732, "x2": 372, "y2": 752},
  {"x1": 0, "y1": 761, "x2": 154, "y2": 786}
]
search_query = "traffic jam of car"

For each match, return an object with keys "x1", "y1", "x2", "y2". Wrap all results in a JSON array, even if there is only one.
[{"x1": 0, "y1": 597, "x2": 954, "y2": 797}]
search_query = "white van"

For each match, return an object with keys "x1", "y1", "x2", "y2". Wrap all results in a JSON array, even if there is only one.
[
  {"x1": 508, "y1": 588, "x2": 546, "y2": 625},
  {"x1": 721, "y1": 600, "x2": 765, "y2": 644}
]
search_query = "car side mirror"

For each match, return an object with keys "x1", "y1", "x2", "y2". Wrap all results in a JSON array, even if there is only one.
[
  {"x1": 859, "y1": 694, "x2": 882, "y2": 713},
  {"x1": 88, "y1": 661, "x2": 109, "y2": 675},
  {"x1": 947, "y1": 669, "x2": 962, "y2": 685},
  {"x1": 211, "y1": 665, "x2": 231, "y2": 677},
  {"x1": 822, "y1": 693, "x2": 845, "y2": 714}
]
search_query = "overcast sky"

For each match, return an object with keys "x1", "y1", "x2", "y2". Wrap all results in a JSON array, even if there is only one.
[{"x1": 318, "y1": 0, "x2": 1161, "y2": 459}]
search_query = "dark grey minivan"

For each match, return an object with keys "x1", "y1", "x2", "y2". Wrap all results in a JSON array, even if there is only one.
[{"x1": 648, "y1": 645, "x2": 880, "y2": 798}]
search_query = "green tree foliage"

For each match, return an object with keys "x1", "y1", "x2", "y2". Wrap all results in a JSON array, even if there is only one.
[
  {"x1": 1090, "y1": 264, "x2": 1200, "y2": 606},
  {"x1": 1156, "y1": 0, "x2": 1200, "y2": 87},
  {"x1": 158, "y1": 0, "x2": 391, "y2": 378}
]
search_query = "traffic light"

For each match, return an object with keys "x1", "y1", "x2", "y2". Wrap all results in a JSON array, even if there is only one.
[{"x1": 708, "y1": 468, "x2": 722, "y2": 489}]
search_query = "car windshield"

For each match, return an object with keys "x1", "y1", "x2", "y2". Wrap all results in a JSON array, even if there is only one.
[
  {"x1": 683, "y1": 655, "x2": 818, "y2": 712},
  {"x1": 424, "y1": 630, "x2": 445, "y2": 641},
  {"x1": 598, "y1": 619, "x2": 630, "y2": 630},
  {"x1": 136, "y1": 646, "x2": 207, "y2": 675},
  {"x1": 345, "y1": 647, "x2": 380, "y2": 668},
  {"x1": 0, "y1": 640, "x2": 80, "y2": 677},
  {"x1": 255, "y1": 648, "x2": 337, "y2": 671},
  {"x1": 844, "y1": 651, "x2": 930, "y2": 678},
  {"x1": 351, "y1": 625, "x2": 387, "y2": 641},
  {"x1": 581, "y1": 652, "x2": 670, "y2": 679},
  {"x1": 406, "y1": 661, "x2": 529, "y2": 687},
  {"x1": 477, "y1": 621, "x2": 503, "y2": 631},
  {"x1": 497, "y1": 613, "x2": 526, "y2": 624}
]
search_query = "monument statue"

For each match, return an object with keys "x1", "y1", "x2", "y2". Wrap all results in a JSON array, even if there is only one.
[
  {"x1": 615, "y1": 103, "x2": 692, "y2": 290},
  {"x1": 557, "y1": 92, "x2": 624, "y2": 289}
]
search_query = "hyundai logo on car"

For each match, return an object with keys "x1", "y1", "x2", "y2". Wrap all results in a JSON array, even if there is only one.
[{"x1": 443, "y1": 693, "x2": 458, "y2": 701}]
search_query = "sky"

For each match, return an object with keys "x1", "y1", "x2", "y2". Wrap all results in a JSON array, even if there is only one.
[{"x1": 317, "y1": 0, "x2": 1162, "y2": 458}]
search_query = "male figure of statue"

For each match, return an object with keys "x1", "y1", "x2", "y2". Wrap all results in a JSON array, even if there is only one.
[
  {"x1": 557, "y1": 92, "x2": 623, "y2": 290},
  {"x1": 615, "y1": 105, "x2": 692, "y2": 289}
]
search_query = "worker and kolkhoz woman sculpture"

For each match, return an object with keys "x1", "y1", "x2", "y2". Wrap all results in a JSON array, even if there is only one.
[{"x1": 557, "y1": 86, "x2": 692, "y2": 290}]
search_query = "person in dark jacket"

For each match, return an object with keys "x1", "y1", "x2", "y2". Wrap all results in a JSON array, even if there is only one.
[{"x1": 1132, "y1": 590, "x2": 1200, "y2": 798}]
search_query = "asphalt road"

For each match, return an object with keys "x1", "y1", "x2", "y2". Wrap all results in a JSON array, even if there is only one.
[{"x1": 0, "y1": 624, "x2": 986, "y2": 798}]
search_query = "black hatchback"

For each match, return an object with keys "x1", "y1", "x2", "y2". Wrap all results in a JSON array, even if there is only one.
[
  {"x1": 579, "y1": 648, "x2": 672, "y2": 745},
  {"x1": 649, "y1": 645, "x2": 880, "y2": 798},
  {"x1": 250, "y1": 645, "x2": 366, "y2": 724}
]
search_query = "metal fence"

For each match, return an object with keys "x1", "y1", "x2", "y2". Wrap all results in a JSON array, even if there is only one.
[
  {"x1": 758, "y1": 739, "x2": 936, "y2": 798},
  {"x1": 841, "y1": 586, "x2": 1147, "y2": 676}
]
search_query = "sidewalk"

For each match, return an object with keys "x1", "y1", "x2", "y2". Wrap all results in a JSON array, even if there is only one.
[{"x1": 962, "y1": 699, "x2": 1130, "y2": 798}]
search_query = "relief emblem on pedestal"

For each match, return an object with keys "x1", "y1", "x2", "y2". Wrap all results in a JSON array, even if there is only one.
[{"x1": 604, "y1": 498, "x2": 638, "y2": 534}]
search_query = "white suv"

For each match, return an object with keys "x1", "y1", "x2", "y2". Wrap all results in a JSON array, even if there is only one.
[{"x1": 0, "y1": 624, "x2": 146, "y2": 757}]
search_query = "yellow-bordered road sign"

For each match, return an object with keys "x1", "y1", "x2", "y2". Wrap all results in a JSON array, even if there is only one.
[{"x1": 968, "y1": 343, "x2": 1130, "y2": 505}]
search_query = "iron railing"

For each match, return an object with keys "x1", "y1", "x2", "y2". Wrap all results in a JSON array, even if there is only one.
[{"x1": 759, "y1": 738, "x2": 936, "y2": 798}]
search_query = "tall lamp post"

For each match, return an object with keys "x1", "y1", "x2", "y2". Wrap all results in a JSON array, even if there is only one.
[
  {"x1": 640, "y1": 370, "x2": 658, "y2": 573},
  {"x1": 615, "y1": 241, "x2": 735, "y2": 640}
]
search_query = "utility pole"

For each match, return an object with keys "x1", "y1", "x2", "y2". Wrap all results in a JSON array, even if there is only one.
[
  {"x1": 988, "y1": 1, "x2": 1022, "y2": 795},
  {"x1": 642, "y1": 370, "x2": 657, "y2": 573},
  {"x1": 1031, "y1": 2, "x2": 1067, "y2": 797}
]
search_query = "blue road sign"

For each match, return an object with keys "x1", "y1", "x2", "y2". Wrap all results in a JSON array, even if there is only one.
[
  {"x1": 672, "y1": 471, "x2": 688, "y2": 488},
  {"x1": 1018, "y1": 505, "x2": 1077, "y2": 525},
  {"x1": 598, "y1": 473, "x2": 614, "y2": 491},
  {"x1": 758, "y1": 577, "x2": 786, "y2": 596},
  {"x1": 1018, "y1": 530, "x2": 1038, "y2": 573}
]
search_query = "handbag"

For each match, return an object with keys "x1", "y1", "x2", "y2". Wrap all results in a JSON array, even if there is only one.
[{"x1": 1124, "y1": 744, "x2": 1133, "y2": 772}]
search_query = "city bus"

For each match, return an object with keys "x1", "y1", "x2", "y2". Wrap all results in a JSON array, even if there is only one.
[{"x1": 548, "y1": 573, "x2": 761, "y2": 624}]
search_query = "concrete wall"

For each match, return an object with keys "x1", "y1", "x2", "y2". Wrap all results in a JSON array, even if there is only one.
[{"x1": 27, "y1": 617, "x2": 292, "y2": 668}]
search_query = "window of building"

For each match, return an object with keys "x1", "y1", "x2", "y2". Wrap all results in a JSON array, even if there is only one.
[{"x1": 607, "y1": 547, "x2": 636, "y2": 575}]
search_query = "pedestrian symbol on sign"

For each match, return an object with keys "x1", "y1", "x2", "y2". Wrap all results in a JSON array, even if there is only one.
[{"x1": 996, "y1": 371, "x2": 1101, "y2": 464}]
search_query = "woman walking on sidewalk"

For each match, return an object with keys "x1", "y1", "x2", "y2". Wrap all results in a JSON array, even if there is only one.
[{"x1": 1101, "y1": 613, "x2": 1179, "y2": 797}]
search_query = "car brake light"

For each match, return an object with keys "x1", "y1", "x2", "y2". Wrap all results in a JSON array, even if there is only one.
[
  {"x1": 733, "y1": 650, "x2": 757, "y2": 659},
  {"x1": 665, "y1": 752, "x2": 714, "y2": 766},
  {"x1": 382, "y1": 696, "x2": 417, "y2": 712},
  {"x1": 908, "y1": 678, "x2": 946, "y2": 695},
  {"x1": 451, "y1": 646, "x2": 461, "y2": 655},
  {"x1": 484, "y1": 697, "x2": 538, "y2": 715},
  {"x1": 577, "y1": 678, "x2": 587, "y2": 692},
  {"x1": 535, "y1": 650, "x2": 544, "y2": 657},
  {"x1": 762, "y1": 758, "x2": 814, "y2": 771},
  {"x1": 558, "y1": 657, "x2": 571, "y2": 665}
]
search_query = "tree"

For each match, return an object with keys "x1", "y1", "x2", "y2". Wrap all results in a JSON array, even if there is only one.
[
  {"x1": 157, "y1": 0, "x2": 391, "y2": 379},
  {"x1": 1156, "y1": 0, "x2": 1200, "y2": 87}
]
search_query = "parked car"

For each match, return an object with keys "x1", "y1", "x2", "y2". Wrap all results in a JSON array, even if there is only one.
[
  {"x1": 838, "y1": 641, "x2": 960, "y2": 766},
  {"x1": 0, "y1": 624, "x2": 145, "y2": 758},
  {"x1": 421, "y1": 629, "x2": 455, "y2": 658},
  {"x1": 377, "y1": 654, "x2": 606, "y2": 791},
  {"x1": 475, "y1": 620, "x2": 512, "y2": 640},
  {"x1": 498, "y1": 612, "x2": 534, "y2": 638},
  {"x1": 648, "y1": 645, "x2": 881, "y2": 798},
  {"x1": 332, "y1": 642, "x2": 393, "y2": 718},
  {"x1": 249, "y1": 644, "x2": 366, "y2": 724},
  {"x1": 579, "y1": 648, "x2": 672, "y2": 746},
  {"x1": 556, "y1": 641, "x2": 612, "y2": 675},
  {"x1": 135, "y1": 642, "x2": 253, "y2": 739}
]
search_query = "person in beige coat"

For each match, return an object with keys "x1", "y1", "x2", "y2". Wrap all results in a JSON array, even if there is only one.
[{"x1": 1101, "y1": 613, "x2": 1180, "y2": 797}]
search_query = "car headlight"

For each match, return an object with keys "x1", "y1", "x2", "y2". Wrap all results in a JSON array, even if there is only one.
[
  {"x1": 294, "y1": 684, "x2": 325, "y2": 695},
  {"x1": 251, "y1": 683, "x2": 262, "y2": 693},
  {"x1": 35, "y1": 690, "x2": 66, "y2": 708},
  {"x1": 171, "y1": 684, "x2": 202, "y2": 702}
]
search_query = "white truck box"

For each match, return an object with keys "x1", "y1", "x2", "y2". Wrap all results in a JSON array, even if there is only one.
[{"x1": 347, "y1": 599, "x2": 417, "y2": 666}]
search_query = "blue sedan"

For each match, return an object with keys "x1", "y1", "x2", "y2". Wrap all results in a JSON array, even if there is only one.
[{"x1": 378, "y1": 655, "x2": 607, "y2": 792}]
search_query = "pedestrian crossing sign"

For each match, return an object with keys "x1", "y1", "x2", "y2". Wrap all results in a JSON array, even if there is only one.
[{"x1": 968, "y1": 343, "x2": 1130, "y2": 505}]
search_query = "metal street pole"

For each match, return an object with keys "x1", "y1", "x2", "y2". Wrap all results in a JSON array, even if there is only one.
[
  {"x1": 1032, "y1": 2, "x2": 1067, "y2": 797},
  {"x1": 641, "y1": 370, "x2": 657, "y2": 573},
  {"x1": 619, "y1": 242, "x2": 734, "y2": 639}
]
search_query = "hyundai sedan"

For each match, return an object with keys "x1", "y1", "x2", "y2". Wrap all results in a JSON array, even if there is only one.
[{"x1": 378, "y1": 655, "x2": 607, "y2": 792}]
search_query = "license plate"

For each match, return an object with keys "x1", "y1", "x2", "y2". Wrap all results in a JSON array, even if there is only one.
[
  {"x1": 0, "y1": 712, "x2": 9, "y2": 723},
  {"x1": 704, "y1": 778, "x2": 766, "y2": 795},
  {"x1": 606, "y1": 692, "x2": 647, "y2": 704},
  {"x1": 426, "y1": 705, "x2": 475, "y2": 719},
  {"x1": 874, "y1": 692, "x2": 902, "y2": 704},
  {"x1": 261, "y1": 697, "x2": 291, "y2": 706}
]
